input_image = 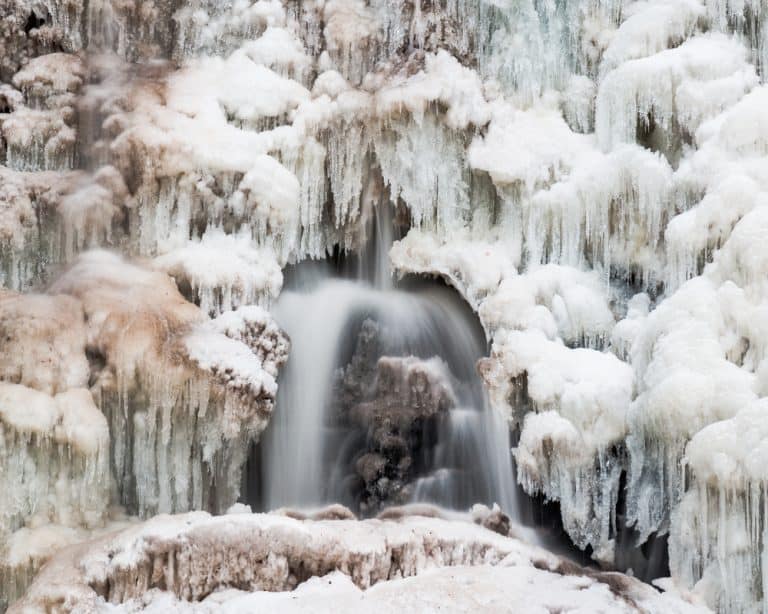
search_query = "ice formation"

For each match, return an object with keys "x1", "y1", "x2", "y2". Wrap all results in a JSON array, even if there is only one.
[
  {"x1": 11, "y1": 508, "x2": 706, "y2": 613},
  {"x1": 0, "y1": 253, "x2": 288, "y2": 606},
  {"x1": 2, "y1": 0, "x2": 768, "y2": 611}
]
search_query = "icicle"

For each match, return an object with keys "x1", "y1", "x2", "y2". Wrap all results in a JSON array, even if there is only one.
[
  {"x1": 0, "y1": 384, "x2": 110, "y2": 538},
  {"x1": 670, "y1": 399, "x2": 768, "y2": 612},
  {"x1": 596, "y1": 34, "x2": 757, "y2": 157}
]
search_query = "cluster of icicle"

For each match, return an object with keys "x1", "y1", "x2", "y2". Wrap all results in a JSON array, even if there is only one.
[
  {"x1": 1, "y1": 0, "x2": 768, "y2": 612},
  {"x1": 0, "y1": 251, "x2": 289, "y2": 608}
]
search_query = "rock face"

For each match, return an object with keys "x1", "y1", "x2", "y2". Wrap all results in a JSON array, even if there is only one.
[
  {"x1": 1, "y1": 0, "x2": 768, "y2": 612},
  {"x1": 337, "y1": 338, "x2": 457, "y2": 510}
]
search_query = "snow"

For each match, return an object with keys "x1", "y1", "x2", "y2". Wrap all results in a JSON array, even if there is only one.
[
  {"x1": 373, "y1": 50, "x2": 492, "y2": 130},
  {"x1": 12, "y1": 510, "x2": 708, "y2": 614},
  {"x1": 152, "y1": 230, "x2": 283, "y2": 315},
  {"x1": 111, "y1": 566, "x2": 698, "y2": 614},
  {"x1": 0, "y1": 381, "x2": 110, "y2": 541},
  {"x1": 597, "y1": 34, "x2": 758, "y2": 156}
]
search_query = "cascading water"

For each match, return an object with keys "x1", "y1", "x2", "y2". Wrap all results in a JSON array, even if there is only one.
[{"x1": 257, "y1": 205, "x2": 518, "y2": 517}]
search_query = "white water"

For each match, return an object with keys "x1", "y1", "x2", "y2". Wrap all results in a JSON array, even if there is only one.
[
  {"x1": 259, "y1": 207, "x2": 518, "y2": 515},
  {"x1": 411, "y1": 407, "x2": 517, "y2": 511}
]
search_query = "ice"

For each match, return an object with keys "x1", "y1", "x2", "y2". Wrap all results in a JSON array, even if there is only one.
[
  {"x1": 515, "y1": 410, "x2": 623, "y2": 560},
  {"x1": 322, "y1": 0, "x2": 381, "y2": 84},
  {"x1": 390, "y1": 230, "x2": 519, "y2": 311},
  {"x1": 599, "y1": 0, "x2": 705, "y2": 75},
  {"x1": 57, "y1": 166, "x2": 129, "y2": 260},
  {"x1": 666, "y1": 85, "x2": 768, "y2": 290},
  {"x1": 12, "y1": 509, "x2": 708, "y2": 614},
  {"x1": 41, "y1": 251, "x2": 289, "y2": 517},
  {"x1": 468, "y1": 100, "x2": 589, "y2": 196},
  {"x1": 1, "y1": 52, "x2": 84, "y2": 172},
  {"x1": 596, "y1": 34, "x2": 757, "y2": 158},
  {"x1": 467, "y1": 100, "x2": 674, "y2": 283},
  {"x1": 152, "y1": 229, "x2": 284, "y2": 315},
  {"x1": 173, "y1": 1, "x2": 290, "y2": 62},
  {"x1": 479, "y1": 265, "x2": 616, "y2": 347},
  {"x1": 562, "y1": 75, "x2": 597, "y2": 133},
  {"x1": 2, "y1": 107, "x2": 77, "y2": 171},
  {"x1": 372, "y1": 50, "x2": 492, "y2": 130},
  {"x1": 528, "y1": 144, "x2": 672, "y2": 285},
  {"x1": 0, "y1": 382, "x2": 110, "y2": 538}
]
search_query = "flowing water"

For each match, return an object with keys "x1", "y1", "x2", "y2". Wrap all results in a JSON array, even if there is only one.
[{"x1": 257, "y1": 206, "x2": 519, "y2": 517}]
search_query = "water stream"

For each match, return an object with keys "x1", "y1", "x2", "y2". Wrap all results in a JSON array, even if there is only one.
[{"x1": 257, "y1": 205, "x2": 519, "y2": 518}]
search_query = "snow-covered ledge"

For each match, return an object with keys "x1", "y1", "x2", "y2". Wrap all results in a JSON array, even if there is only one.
[{"x1": 12, "y1": 507, "x2": 707, "y2": 614}]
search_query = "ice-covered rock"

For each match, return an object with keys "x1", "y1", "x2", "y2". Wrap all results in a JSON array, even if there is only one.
[
  {"x1": 597, "y1": 34, "x2": 758, "y2": 159},
  {"x1": 40, "y1": 250, "x2": 289, "y2": 517},
  {"x1": 0, "y1": 514, "x2": 135, "y2": 610},
  {"x1": 11, "y1": 510, "x2": 708, "y2": 614},
  {"x1": 0, "y1": 383, "x2": 110, "y2": 537},
  {"x1": 666, "y1": 85, "x2": 768, "y2": 291},
  {"x1": 152, "y1": 230, "x2": 283, "y2": 315},
  {"x1": 483, "y1": 329, "x2": 633, "y2": 555},
  {"x1": 0, "y1": 288, "x2": 110, "y2": 550},
  {"x1": 672, "y1": 398, "x2": 768, "y2": 614}
]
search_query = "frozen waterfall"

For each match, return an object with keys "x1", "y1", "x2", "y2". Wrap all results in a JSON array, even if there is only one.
[{"x1": 3, "y1": 0, "x2": 768, "y2": 611}]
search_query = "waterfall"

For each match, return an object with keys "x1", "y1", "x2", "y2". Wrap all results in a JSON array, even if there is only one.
[{"x1": 259, "y1": 205, "x2": 518, "y2": 517}]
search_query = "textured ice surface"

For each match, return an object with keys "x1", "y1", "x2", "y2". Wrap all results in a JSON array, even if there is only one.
[{"x1": 12, "y1": 509, "x2": 708, "y2": 614}]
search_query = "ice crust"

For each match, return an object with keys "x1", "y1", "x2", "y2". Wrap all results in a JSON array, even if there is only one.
[{"x1": 11, "y1": 509, "x2": 708, "y2": 614}]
